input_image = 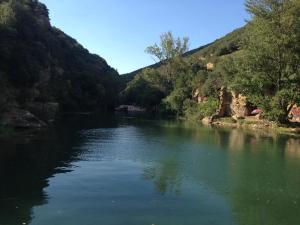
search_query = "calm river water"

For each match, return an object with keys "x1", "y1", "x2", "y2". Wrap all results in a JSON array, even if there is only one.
[{"x1": 0, "y1": 114, "x2": 300, "y2": 225}]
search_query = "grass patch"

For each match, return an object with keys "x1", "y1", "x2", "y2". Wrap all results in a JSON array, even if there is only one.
[
  {"x1": 218, "y1": 117, "x2": 237, "y2": 124},
  {"x1": 238, "y1": 119, "x2": 259, "y2": 125}
]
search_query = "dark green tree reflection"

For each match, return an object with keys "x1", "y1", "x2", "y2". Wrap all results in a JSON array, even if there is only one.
[
  {"x1": 141, "y1": 122, "x2": 300, "y2": 225},
  {"x1": 0, "y1": 114, "x2": 118, "y2": 225}
]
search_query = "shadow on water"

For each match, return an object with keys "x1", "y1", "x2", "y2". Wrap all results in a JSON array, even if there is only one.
[
  {"x1": 0, "y1": 115, "x2": 300, "y2": 225},
  {"x1": 0, "y1": 113, "x2": 119, "y2": 225}
]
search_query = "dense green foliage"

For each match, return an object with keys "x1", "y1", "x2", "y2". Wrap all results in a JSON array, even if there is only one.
[
  {"x1": 231, "y1": 0, "x2": 300, "y2": 123},
  {"x1": 183, "y1": 98, "x2": 219, "y2": 122},
  {"x1": 122, "y1": 0, "x2": 300, "y2": 124},
  {"x1": 145, "y1": 31, "x2": 190, "y2": 62},
  {"x1": 1, "y1": 0, "x2": 299, "y2": 125},
  {"x1": 123, "y1": 33, "x2": 194, "y2": 112},
  {"x1": 122, "y1": 29, "x2": 242, "y2": 120},
  {"x1": 0, "y1": 0, "x2": 15, "y2": 26},
  {"x1": 0, "y1": 0, "x2": 121, "y2": 115}
]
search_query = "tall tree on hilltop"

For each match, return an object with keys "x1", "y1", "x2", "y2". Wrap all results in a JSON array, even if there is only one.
[
  {"x1": 149, "y1": 32, "x2": 191, "y2": 85},
  {"x1": 145, "y1": 31, "x2": 189, "y2": 62}
]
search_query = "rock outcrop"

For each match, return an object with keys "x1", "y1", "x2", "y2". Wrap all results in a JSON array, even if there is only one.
[
  {"x1": 217, "y1": 87, "x2": 233, "y2": 117},
  {"x1": 25, "y1": 102, "x2": 59, "y2": 122},
  {"x1": 206, "y1": 63, "x2": 214, "y2": 70},
  {"x1": 0, "y1": 108, "x2": 47, "y2": 129},
  {"x1": 290, "y1": 105, "x2": 300, "y2": 122},
  {"x1": 230, "y1": 92, "x2": 252, "y2": 117},
  {"x1": 202, "y1": 117, "x2": 213, "y2": 125},
  {"x1": 217, "y1": 87, "x2": 253, "y2": 118},
  {"x1": 115, "y1": 105, "x2": 146, "y2": 113}
]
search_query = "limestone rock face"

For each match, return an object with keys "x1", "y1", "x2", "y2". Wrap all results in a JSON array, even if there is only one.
[
  {"x1": 0, "y1": 108, "x2": 47, "y2": 129},
  {"x1": 202, "y1": 117, "x2": 213, "y2": 125},
  {"x1": 206, "y1": 63, "x2": 214, "y2": 70},
  {"x1": 230, "y1": 92, "x2": 252, "y2": 117},
  {"x1": 217, "y1": 87, "x2": 232, "y2": 117},
  {"x1": 290, "y1": 106, "x2": 300, "y2": 122},
  {"x1": 26, "y1": 102, "x2": 59, "y2": 122},
  {"x1": 217, "y1": 87, "x2": 252, "y2": 118}
]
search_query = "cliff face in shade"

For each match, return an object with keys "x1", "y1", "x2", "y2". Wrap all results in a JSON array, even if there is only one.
[{"x1": 0, "y1": 0, "x2": 122, "y2": 124}]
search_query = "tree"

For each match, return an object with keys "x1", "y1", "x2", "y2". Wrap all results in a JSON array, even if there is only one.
[
  {"x1": 145, "y1": 31, "x2": 189, "y2": 62},
  {"x1": 122, "y1": 74, "x2": 164, "y2": 108},
  {"x1": 121, "y1": 32, "x2": 191, "y2": 111},
  {"x1": 233, "y1": 0, "x2": 300, "y2": 123},
  {"x1": 0, "y1": 0, "x2": 15, "y2": 26}
]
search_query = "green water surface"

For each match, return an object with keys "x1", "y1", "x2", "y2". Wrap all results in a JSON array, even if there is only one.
[{"x1": 0, "y1": 115, "x2": 300, "y2": 225}]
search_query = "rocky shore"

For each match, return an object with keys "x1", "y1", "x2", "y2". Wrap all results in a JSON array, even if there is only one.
[
  {"x1": 202, "y1": 116, "x2": 300, "y2": 137},
  {"x1": 0, "y1": 102, "x2": 59, "y2": 129}
]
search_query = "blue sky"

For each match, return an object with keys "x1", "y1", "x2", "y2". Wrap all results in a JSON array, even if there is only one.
[{"x1": 40, "y1": 0, "x2": 248, "y2": 74}]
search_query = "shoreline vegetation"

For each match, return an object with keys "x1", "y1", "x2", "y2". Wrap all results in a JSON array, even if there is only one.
[
  {"x1": 121, "y1": 0, "x2": 300, "y2": 134},
  {"x1": 0, "y1": 0, "x2": 300, "y2": 139},
  {"x1": 1, "y1": 110, "x2": 299, "y2": 139}
]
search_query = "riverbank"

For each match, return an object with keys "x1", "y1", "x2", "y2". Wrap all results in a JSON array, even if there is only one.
[
  {"x1": 2, "y1": 111, "x2": 300, "y2": 139},
  {"x1": 205, "y1": 116, "x2": 300, "y2": 137}
]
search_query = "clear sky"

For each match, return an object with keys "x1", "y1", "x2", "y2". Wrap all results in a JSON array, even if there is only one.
[{"x1": 39, "y1": 0, "x2": 248, "y2": 74}]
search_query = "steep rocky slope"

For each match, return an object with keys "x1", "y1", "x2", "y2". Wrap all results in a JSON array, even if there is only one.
[{"x1": 0, "y1": 0, "x2": 122, "y2": 128}]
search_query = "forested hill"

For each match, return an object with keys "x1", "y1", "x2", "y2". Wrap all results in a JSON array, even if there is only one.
[
  {"x1": 0, "y1": 0, "x2": 122, "y2": 119},
  {"x1": 122, "y1": 26, "x2": 245, "y2": 81},
  {"x1": 122, "y1": 0, "x2": 300, "y2": 125}
]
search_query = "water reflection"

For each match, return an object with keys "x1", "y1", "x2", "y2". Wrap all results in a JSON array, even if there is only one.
[
  {"x1": 143, "y1": 157, "x2": 182, "y2": 195},
  {"x1": 0, "y1": 116, "x2": 300, "y2": 225},
  {"x1": 285, "y1": 138, "x2": 300, "y2": 159},
  {"x1": 0, "y1": 114, "x2": 118, "y2": 225},
  {"x1": 138, "y1": 122, "x2": 300, "y2": 225}
]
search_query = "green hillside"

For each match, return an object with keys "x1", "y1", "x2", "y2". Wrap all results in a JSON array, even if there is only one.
[
  {"x1": 121, "y1": 0, "x2": 300, "y2": 126},
  {"x1": 0, "y1": 0, "x2": 122, "y2": 123},
  {"x1": 122, "y1": 26, "x2": 246, "y2": 81},
  {"x1": 120, "y1": 27, "x2": 246, "y2": 117}
]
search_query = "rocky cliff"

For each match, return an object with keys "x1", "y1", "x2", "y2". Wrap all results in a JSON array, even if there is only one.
[
  {"x1": 0, "y1": 0, "x2": 122, "y2": 128},
  {"x1": 217, "y1": 87, "x2": 254, "y2": 118}
]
